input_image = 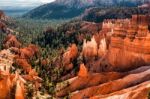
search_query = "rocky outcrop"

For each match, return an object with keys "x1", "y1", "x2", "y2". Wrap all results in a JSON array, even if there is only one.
[
  {"x1": 107, "y1": 15, "x2": 150, "y2": 72},
  {"x1": 63, "y1": 44, "x2": 78, "y2": 71},
  {"x1": 56, "y1": 71, "x2": 124, "y2": 97},
  {"x1": 71, "y1": 69, "x2": 150, "y2": 98},
  {"x1": 3, "y1": 34, "x2": 21, "y2": 49},
  {"x1": 56, "y1": 66, "x2": 150, "y2": 98},
  {"x1": 15, "y1": 80, "x2": 25, "y2": 99},
  {"x1": 0, "y1": 11, "x2": 46, "y2": 98},
  {"x1": 0, "y1": 72, "x2": 14, "y2": 99},
  {"x1": 91, "y1": 81, "x2": 150, "y2": 99},
  {"x1": 0, "y1": 35, "x2": 41, "y2": 98},
  {"x1": 19, "y1": 44, "x2": 39, "y2": 59},
  {"x1": 2, "y1": 9, "x2": 150, "y2": 99},
  {"x1": 83, "y1": 36, "x2": 107, "y2": 60},
  {"x1": 0, "y1": 49, "x2": 14, "y2": 72},
  {"x1": 82, "y1": 36, "x2": 98, "y2": 60},
  {"x1": 56, "y1": 14, "x2": 150, "y2": 99},
  {"x1": 98, "y1": 37, "x2": 107, "y2": 57},
  {"x1": 78, "y1": 64, "x2": 88, "y2": 77},
  {"x1": 8, "y1": 44, "x2": 39, "y2": 73}
]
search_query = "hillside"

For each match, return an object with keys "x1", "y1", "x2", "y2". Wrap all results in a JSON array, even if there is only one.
[
  {"x1": 23, "y1": 3, "x2": 85, "y2": 19},
  {"x1": 81, "y1": 7, "x2": 149, "y2": 22},
  {"x1": 23, "y1": 0, "x2": 148, "y2": 19}
]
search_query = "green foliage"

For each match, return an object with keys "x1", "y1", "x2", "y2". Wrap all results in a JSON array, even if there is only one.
[
  {"x1": 0, "y1": 31, "x2": 6, "y2": 50},
  {"x1": 36, "y1": 19, "x2": 99, "y2": 49},
  {"x1": 82, "y1": 7, "x2": 149, "y2": 23},
  {"x1": 23, "y1": 3, "x2": 85, "y2": 19},
  {"x1": 2, "y1": 18, "x2": 71, "y2": 96},
  {"x1": 0, "y1": 11, "x2": 116, "y2": 96},
  {"x1": 34, "y1": 47, "x2": 63, "y2": 95},
  {"x1": 12, "y1": 18, "x2": 70, "y2": 45},
  {"x1": 26, "y1": 83, "x2": 34, "y2": 98}
]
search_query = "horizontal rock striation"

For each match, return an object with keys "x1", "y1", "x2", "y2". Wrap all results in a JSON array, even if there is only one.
[
  {"x1": 107, "y1": 15, "x2": 150, "y2": 71},
  {"x1": 56, "y1": 14, "x2": 150, "y2": 99}
]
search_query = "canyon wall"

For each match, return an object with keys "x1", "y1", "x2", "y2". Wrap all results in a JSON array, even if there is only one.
[
  {"x1": 107, "y1": 15, "x2": 150, "y2": 71},
  {"x1": 56, "y1": 14, "x2": 150, "y2": 98}
]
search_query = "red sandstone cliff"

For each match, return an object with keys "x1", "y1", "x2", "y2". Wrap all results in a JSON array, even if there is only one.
[
  {"x1": 56, "y1": 14, "x2": 150, "y2": 99},
  {"x1": 63, "y1": 44, "x2": 78, "y2": 71},
  {"x1": 0, "y1": 18, "x2": 42, "y2": 98},
  {"x1": 107, "y1": 15, "x2": 150, "y2": 72}
]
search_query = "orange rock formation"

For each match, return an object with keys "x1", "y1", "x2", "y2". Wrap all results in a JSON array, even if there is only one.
[
  {"x1": 10, "y1": 44, "x2": 39, "y2": 73},
  {"x1": 0, "y1": 74, "x2": 12, "y2": 98},
  {"x1": 82, "y1": 36, "x2": 98, "y2": 59},
  {"x1": 19, "y1": 44, "x2": 39, "y2": 59},
  {"x1": 56, "y1": 14, "x2": 150, "y2": 99},
  {"x1": 56, "y1": 66, "x2": 150, "y2": 98},
  {"x1": 3, "y1": 34, "x2": 21, "y2": 49},
  {"x1": 91, "y1": 81, "x2": 150, "y2": 99},
  {"x1": 107, "y1": 15, "x2": 150, "y2": 71},
  {"x1": 78, "y1": 64, "x2": 88, "y2": 77},
  {"x1": 71, "y1": 69, "x2": 150, "y2": 98},
  {"x1": 15, "y1": 80, "x2": 25, "y2": 99},
  {"x1": 63, "y1": 44, "x2": 78, "y2": 70},
  {"x1": 0, "y1": 36, "x2": 41, "y2": 98},
  {"x1": 56, "y1": 72, "x2": 124, "y2": 97}
]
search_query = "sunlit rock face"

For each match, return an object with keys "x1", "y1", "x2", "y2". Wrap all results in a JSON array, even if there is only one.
[
  {"x1": 0, "y1": 74, "x2": 12, "y2": 99},
  {"x1": 56, "y1": 14, "x2": 150, "y2": 99},
  {"x1": 82, "y1": 32, "x2": 108, "y2": 72},
  {"x1": 83, "y1": 35, "x2": 107, "y2": 59},
  {"x1": 107, "y1": 15, "x2": 150, "y2": 72},
  {"x1": 83, "y1": 36, "x2": 98, "y2": 60},
  {"x1": 56, "y1": 71, "x2": 124, "y2": 97},
  {"x1": 15, "y1": 80, "x2": 25, "y2": 99},
  {"x1": 56, "y1": 66, "x2": 150, "y2": 98},
  {"x1": 2, "y1": 34, "x2": 39, "y2": 66},
  {"x1": 0, "y1": 49, "x2": 25, "y2": 99},
  {"x1": 91, "y1": 81, "x2": 150, "y2": 99},
  {"x1": 78, "y1": 63, "x2": 88, "y2": 77},
  {"x1": 0, "y1": 35, "x2": 41, "y2": 98},
  {"x1": 98, "y1": 38, "x2": 107, "y2": 57},
  {"x1": 82, "y1": 20, "x2": 113, "y2": 61},
  {"x1": 63, "y1": 44, "x2": 78, "y2": 71},
  {"x1": 71, "y1": 69, "x2": 150, "y2": 98}
]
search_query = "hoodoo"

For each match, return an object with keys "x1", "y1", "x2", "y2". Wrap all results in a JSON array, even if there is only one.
[
  {"x1": 107, "y1": 15, "x2": 150, "y2": 71},
  {"x1": 56, "y1": 14, "x2": 150, "y2": 99}
]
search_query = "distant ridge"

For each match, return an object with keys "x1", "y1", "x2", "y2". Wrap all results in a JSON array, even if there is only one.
[{"x1": 23, "y1": 0, "x2": 148, "y2": 19}]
